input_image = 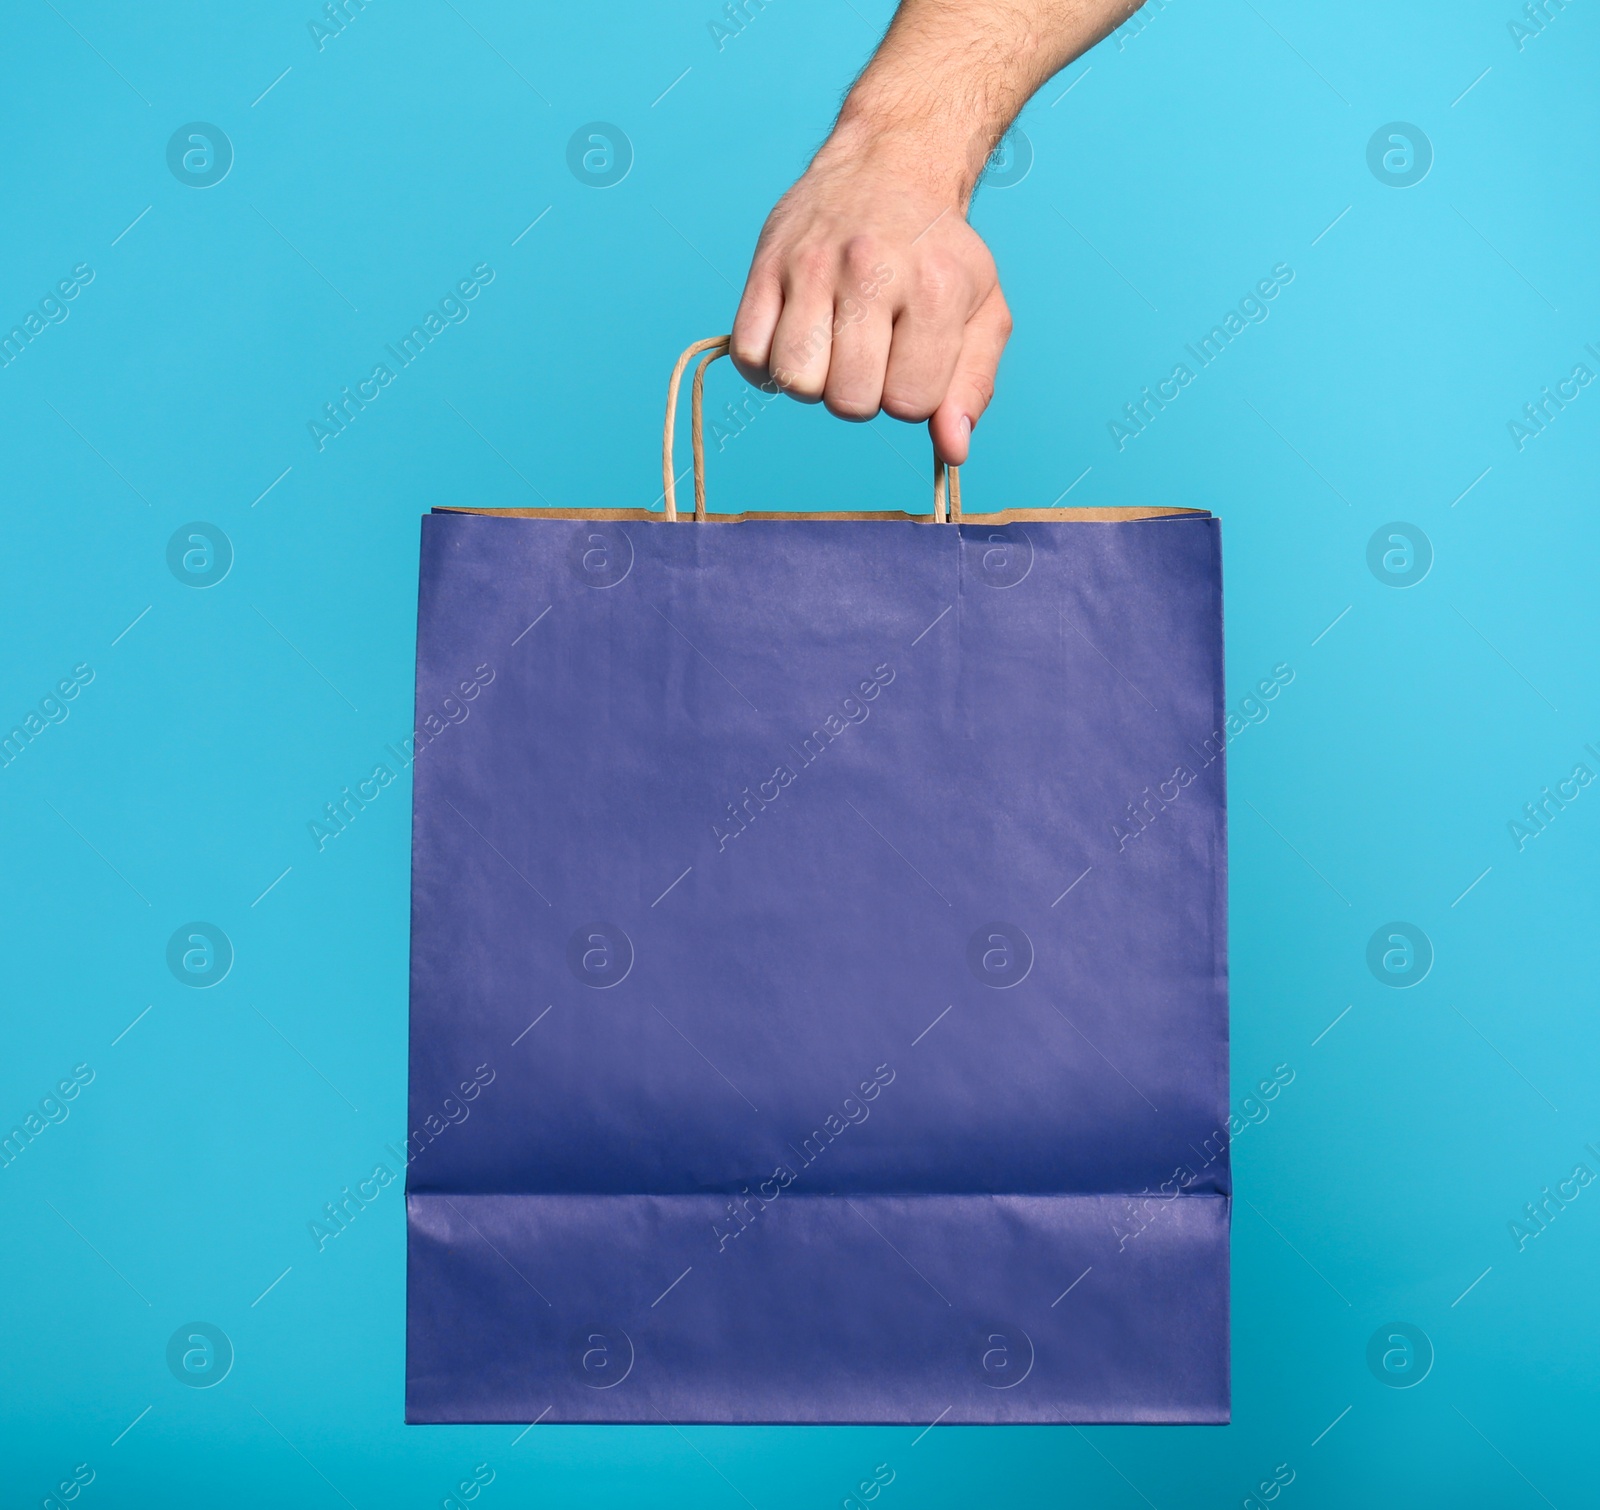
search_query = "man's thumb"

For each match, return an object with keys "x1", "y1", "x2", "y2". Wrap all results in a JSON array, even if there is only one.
[{"x1": 930, "y1": 283, "x2": 1012, "y2": 466}]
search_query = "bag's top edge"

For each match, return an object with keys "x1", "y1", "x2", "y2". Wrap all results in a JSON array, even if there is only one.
[{"x1": 431, "y1": 506, "x2": 1211, "y2": 523}]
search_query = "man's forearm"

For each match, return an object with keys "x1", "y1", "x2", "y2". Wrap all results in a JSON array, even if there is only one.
[
  {"x1": 826, "y1": 1, "x2": 1139, "y2": 209},
  {"x1": 731, "y1": 0, "x2": 1137, "y2": 465}
]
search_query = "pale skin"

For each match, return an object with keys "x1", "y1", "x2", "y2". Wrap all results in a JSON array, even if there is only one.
[{"x1": 731, "y1": 0, "x2": 1140, "y2": 465}]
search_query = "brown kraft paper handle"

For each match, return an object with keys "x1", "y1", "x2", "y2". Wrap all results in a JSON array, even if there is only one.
[{"x1": 663, "y1": 336, "x2": 960, "y2": 523}]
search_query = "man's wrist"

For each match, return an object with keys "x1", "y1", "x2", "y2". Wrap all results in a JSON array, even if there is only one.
[{"x1": 817, "y1": 102, "x2": 989, "y2": 211}]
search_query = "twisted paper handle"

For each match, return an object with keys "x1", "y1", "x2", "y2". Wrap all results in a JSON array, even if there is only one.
[{"x1": 663, "y1": 336, "x2": 960, "y2": 522}]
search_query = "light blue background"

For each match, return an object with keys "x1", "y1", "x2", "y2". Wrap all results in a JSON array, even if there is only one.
[{"x1": 2, "y1": 0, "x2": 1596, "y2": 1504}]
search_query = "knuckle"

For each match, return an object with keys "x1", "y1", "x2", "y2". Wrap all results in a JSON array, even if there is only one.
[
  {"x1": 841, "y1": 234, "x2": 887, "y2": 282},
  {"x1": 772, "y1": 361, "x2": 824, "y2": 400},
  {"x1": 729, "y1": 352, "x2": 769, "y2": 387},
  {"x1": 751, "y1": 244, "x2": 786, "y2": 279},
  {"x1": 880, "y1": 385, "x2": 937, "y2": 423},
  {"x1": 824, "y1": 392, "x2": 880, "y2": 422},
  {"x1": 791, "y1": 244, "x2": 836, "y2": 290},
  {"x1": 728, "y1": 331, "x2": 768, "y2": 373}
]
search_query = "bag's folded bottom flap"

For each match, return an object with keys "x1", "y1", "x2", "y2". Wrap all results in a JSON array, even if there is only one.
[{"x1": 406, "y1": 1191, "x2": 1229, "y2": 1424}]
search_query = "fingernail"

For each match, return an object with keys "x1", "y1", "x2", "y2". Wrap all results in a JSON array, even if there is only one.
[{"x1": 960, "y1": 415, "x2": 972, "y2": 438}]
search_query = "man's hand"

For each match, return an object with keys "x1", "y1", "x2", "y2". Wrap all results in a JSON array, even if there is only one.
[
  {"x1": 732, "y1": 130, "x2": 1009, "y2": 467},
  {"x1": 730, "y1": 0, "x2": 1138, "y2": 466}
]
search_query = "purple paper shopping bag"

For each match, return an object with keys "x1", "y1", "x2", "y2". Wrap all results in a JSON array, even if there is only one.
[{"x1": 404, "y1": 337, "x2": 1228, "y2": 1424}]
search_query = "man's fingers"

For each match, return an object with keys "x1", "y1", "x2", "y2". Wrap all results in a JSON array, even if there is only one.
[
  {"x1": 730, "y1": 263, "x2": 782, "y2": 387},
  {"x1": 731, "y1": 217, "x2": 1004, "y2": 440},
  {"x1": 823, "y1": 299, "x2": 893, "y2": 420},
  {"x1": 767, "y1": 269, "x2": 835, "y2": 401},
  {"x1": 929, "y1": 283, "x2": 1012, "y2": 466},
  {"x1": 880, "y1": 260, "x2": 971, "y2": 423}
]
